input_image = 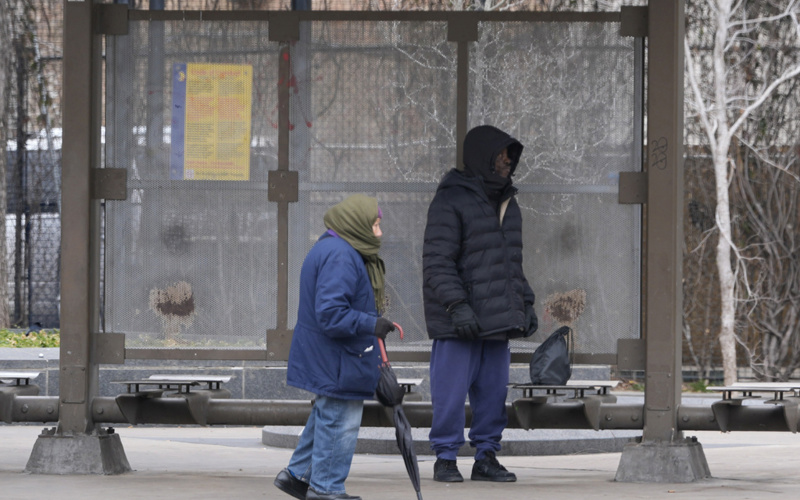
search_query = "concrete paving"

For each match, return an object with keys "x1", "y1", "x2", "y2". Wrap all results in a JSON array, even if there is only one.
[{"x1": 2, "y1": 423, "x2": 800, "y2": 500}]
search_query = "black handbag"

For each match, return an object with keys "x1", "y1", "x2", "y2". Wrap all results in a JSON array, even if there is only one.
[{"x1": 529, "y1": 326, "x2": 572, "y2": 385}]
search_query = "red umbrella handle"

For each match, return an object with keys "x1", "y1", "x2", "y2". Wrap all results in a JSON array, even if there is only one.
[
  {"x1": 378, "y1": 338, "x2": 389, "y2": 364},
  {"x1": 379, "y1": 323, "x2": 404, "y2": 364},
  {"x1": 393, "y1": 322, "x2": 404, "y2": 340}
]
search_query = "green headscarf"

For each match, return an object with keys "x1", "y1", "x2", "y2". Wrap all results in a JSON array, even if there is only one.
[{"x1": 323, "y1": 194, "x2": 386, "y2": 313}]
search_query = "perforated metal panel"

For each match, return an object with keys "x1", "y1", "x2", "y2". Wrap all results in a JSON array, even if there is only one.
[
  {"x1": 105, "y1": 21, "x2": 279, "y2": 348},
  {"x1": 470, "y1": 22, "x2": 641, "y2": 354},
  {"x1": 287, "y1": 21, "x2": 455, "y2": 349},
  {"x1": 103, "y1": 16, "x2": 640, "y2": 356}
]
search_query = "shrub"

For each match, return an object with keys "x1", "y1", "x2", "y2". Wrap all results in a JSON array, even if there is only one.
[{"x1": 0, "y1": 329, "x2": 60, "y2": 348}]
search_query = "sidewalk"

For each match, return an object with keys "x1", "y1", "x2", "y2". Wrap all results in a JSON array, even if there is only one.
[{"x1": 2, "y1": 424, "x2": 800, "y2": 500}]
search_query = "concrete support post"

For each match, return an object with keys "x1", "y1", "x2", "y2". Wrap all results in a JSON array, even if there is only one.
[
  {"x1": 26, "y1": 0, "x2": 130, "y2": 474},
  {"x1": 615, "y1": 0, "x2": 710, "y2": 483}
]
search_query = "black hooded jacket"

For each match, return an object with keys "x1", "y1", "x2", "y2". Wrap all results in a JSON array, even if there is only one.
[{"x1": 422, "y1": 125, "x2": 536, "y2": 340}]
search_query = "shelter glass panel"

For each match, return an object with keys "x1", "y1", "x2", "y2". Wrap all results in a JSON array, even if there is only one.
[
  {"x1": 287, "y1": 20, "x2": 456, "y2": 351},
  {"x1": 470, "y1": 21, "x2": 640, "y2": 355},
  {"x1": 104, "y1": 21, "x2": 279, "y2": 349},
  {"x1": 101, "y1": 15, "x2": 641, "y2": 357}
]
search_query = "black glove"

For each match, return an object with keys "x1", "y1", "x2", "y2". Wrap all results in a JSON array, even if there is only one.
[
  {"x1": 373, "y1": 317, "x2": 396, "y2": 339},
  {"x1": 525, "y1": 303, "x2": 538, "y2": 336},
  {"x1": 449, "y1": 302, "x2": 480, "y2": 340}
]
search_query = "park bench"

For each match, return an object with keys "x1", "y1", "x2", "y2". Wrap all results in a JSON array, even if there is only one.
[
  {"x1": 0, "y1": 371, "x2": 42, "y2": 423},
  {"x1": 0, "y1": 371, "x2": 41, "y2": 386},
  {"x1": 396, "y1": 378, "x2": 424, "y2": 402},
  {"x1": 511, "y1": 379, "x2": 619, "y2": 399},
  {"x1": 112, "y1": 374, "x2": 233, "y2": 426},
  {"x1": 709, "y1": 382, "x2": 800, "y2": 401},
  {"x1": 707, "y1": 382, "x2": 800, "y2": 432},
  {"x1": 113, "y1": 374, "x2": 232, "y2": 394},
  {"x1": 510, "y1": 380, "x2": 620, "y2": 431}
]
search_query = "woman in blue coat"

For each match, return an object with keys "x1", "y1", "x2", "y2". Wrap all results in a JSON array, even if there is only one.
[{"x1": 274, "y1": 194, "x2": 396, "y2": 500}]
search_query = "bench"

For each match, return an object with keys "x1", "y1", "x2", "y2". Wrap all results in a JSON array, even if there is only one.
[
  {"x1": 396, "y1": 377, "x2": 424, "y2": 402},
  {"x1": 510, "y1": 380, "x2": 620, "y2": 431},
  {"x1": 396, "y1": 378, "x2": 423, "y2": 394},
  {"x1": 707, "y1": 382, "x2": 800, "y2": 432},
  {"x1": 510, "y1": 380, "x2": 619, "y2": 399},
  {"x1": 113, "y1": 374, "x2": 232, "y2": 395},
  {"x1": 0, "y1": 372, "x2": 42, "y2": 421},
  {"x1": 709, "y1": 382, "x2": 800, "y2": 401},
  {"x1": 0, "y1": 371, "x2": 41, "y2": 386},
  {"x1": 148, "y1": 374, "x2": 231, "y2": 391},
  {"x1": 113, "y1": 375, "x2": 233, "y2": 426}
]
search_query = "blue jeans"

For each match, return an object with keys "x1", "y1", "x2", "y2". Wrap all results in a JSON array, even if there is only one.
[
  {"x1": 287, "y1": 395, "x2": 364, "y2": 495},
  {"x1": 429, "y1": 338, "x2": 510, "y2": 461}
]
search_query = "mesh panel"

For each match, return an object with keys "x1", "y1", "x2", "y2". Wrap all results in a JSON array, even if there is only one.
[
  {"x1": 5, "y1": 149, "x2": 61, "y2": 328},
  {"x1": 105, "y1": 21, "x2": 279, "y2": 348},
  {"x1": 104, "y1": 18, "x2": 640, "y2": 355},
  {"x1": 287, "y1": 21, "x2": 455, "y2": 349},
  {"x1": 515, "y1": 193, "x2": 640, "y2": 354},
  {"x1": 471, "y1": 22, "x2": 640, "y2": 354}
]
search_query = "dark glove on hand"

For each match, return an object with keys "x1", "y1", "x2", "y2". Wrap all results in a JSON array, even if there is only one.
[
  {"x1": 525, "y1": 303, "x2": 539, "y2": 336},
  {"x1": 373, "y1": 317, "x2": 396, "y2": 339},
  {"x1": 449, "y1": 303, "x2": 480, "y2": 340}
]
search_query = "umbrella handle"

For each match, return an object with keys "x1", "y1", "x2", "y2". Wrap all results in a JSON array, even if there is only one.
[
  {"x1": 379, "y1": 323, "x2": 403, "y2": 364},
  {"x1": 378, "y1": 338, "x2": 389, "y2": 364},
  {"x1": 393, "y1": 322, "x2": 404, "y2": 340}
]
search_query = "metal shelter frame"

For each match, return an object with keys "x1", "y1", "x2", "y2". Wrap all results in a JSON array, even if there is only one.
[{"x1": 18, "y1": 0, "x2": 701, "y2": 481}]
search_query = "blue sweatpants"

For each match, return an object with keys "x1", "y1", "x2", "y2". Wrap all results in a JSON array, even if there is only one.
[{"x1": 428, "y1": 338, "x2": 510, "y2": 460}]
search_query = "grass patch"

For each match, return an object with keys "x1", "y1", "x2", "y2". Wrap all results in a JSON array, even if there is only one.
[
  {"x1": 0, "y1": 329, "x2": 60, "y2": 348},
  {"x1": 685, "y1": 380, "x2": 712, "y2": 393}
]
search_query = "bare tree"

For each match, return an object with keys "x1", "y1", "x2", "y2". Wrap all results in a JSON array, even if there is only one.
[
  {"x1": 684, "y1": 154, "x2": 722, "y2": 383},
  {"x1": 685, "y1": 0, "x2": 800, "y2": 384},
  {"x1": 0, "y1": 0, "x2": 62, "y2": 329},
  {"x1": 0, "y1": 0, "x2": 15, "y2": 329},
  {"x1": 733, "y1": 145, "x2": 800, "y2": 380}
]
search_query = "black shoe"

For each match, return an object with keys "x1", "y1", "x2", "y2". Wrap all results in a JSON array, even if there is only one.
[
  {"x1": 274, "y1": 469, "x2": 309, "y2": 500},
  {"x1": 471, "y1": 452, "x2": 517, "y2": 482},
  {"x1": 306, "y1": 488, "x2": 361, "y2": 500},
  {"x1": 433, "y1": 458, "x2": 464, "y2": 482}
]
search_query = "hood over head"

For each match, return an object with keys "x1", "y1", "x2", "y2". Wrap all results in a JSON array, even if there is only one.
[
  {"x1": 462, "y1": 125, "x2": 523, "y2": 199},
  {"x1": 323, "y1": 194, "x2": 386, "y2": 313}
]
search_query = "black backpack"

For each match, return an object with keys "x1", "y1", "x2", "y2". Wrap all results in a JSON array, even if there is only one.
[{"x1": 529, "y1": 326, "x2": 572, "y2": 385}]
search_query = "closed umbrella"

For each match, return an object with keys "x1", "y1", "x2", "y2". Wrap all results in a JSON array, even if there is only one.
[{"x1": 376, "y1": 323, "x2": 423, "y2": 500}]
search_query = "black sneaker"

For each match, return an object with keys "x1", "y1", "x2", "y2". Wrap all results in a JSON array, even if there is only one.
[
  {"x1": 433, "y1": 458, "x2": 464, "y2": 482},
  {"x1": 471, "y1": 452, "x2": 517, "y2": 482}
]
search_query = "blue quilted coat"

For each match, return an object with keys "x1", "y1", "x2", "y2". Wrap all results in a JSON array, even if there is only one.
[{"x1": 287, "y1": 233, "x2": 381, "y2": 400}]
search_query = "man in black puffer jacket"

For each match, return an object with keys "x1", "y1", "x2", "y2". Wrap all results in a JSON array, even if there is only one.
[{"x1": 423, "y1": 125, "x2": 538, "y2": 484}]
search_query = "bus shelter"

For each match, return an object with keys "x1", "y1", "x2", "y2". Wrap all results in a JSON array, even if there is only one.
[{"x1": 19, "y1": 0, "x2": 698, "y2": 481}]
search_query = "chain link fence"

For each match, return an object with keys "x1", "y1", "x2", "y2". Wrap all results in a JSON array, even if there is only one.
[{"x1": 3, "y1": 0, "x2": 63, "y2": 329}]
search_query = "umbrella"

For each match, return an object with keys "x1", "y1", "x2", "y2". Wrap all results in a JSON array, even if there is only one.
[{"x1": 376, "y1": 323, "x2": 423, "y2": 500}]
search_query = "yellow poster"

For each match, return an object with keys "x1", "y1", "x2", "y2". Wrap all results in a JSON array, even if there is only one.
[{"x1": 171, "y1": 63, "x2": 252, "y2": 181}]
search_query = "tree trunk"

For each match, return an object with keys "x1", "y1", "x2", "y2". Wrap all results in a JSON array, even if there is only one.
[
  {"x1": 713, "y1": 136, "x2": 737, "y2": 385},
  {"x1": 715, "y1": 167, "x2": 738, "y2": 385},
  {"x1": 712, "y1": 0, "x2": 737, "y2": 386},
  {"x1": 0, "y1": 1, "x2": 12, "y2": 328}
]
